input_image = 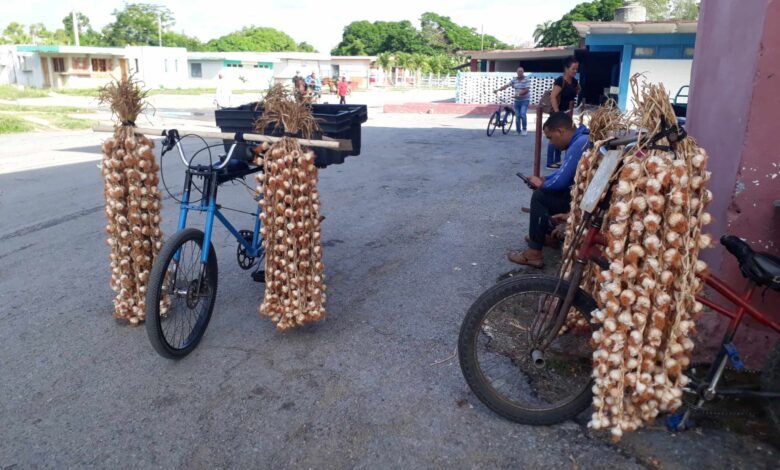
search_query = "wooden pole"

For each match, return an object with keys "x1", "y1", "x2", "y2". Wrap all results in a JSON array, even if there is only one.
[
  {"x1": 91, "y1": 124, "x2": 351, "y2": 151},
  {"x1": 533, "y1": 106, "x2": 543, "y2": 177}
]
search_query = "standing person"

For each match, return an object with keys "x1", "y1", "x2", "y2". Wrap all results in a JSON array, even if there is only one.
[
  {"x1": 337, "y1": 76, "x2": 350, "y2": 105},
  {"x1": 214, "y1": 73, "x2": 232, "y2": 109},
  {"x1": 546, "y1": 57, "x2": 581, "y2": 168},
  {"x1": 292, "y1": 71, "x2": 306, "y2": 102},
  {"x1": 494, "y1": 67, "x2": 530, "y2": 135},
  {"x1": 508, "y1": 112, "x2": 589, "y2": 268}
]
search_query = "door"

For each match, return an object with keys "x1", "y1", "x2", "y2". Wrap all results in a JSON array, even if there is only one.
[
  {"x1": 40, "y1": 57, "x2": 51, "y2": 88},
  {"x1": 119, "y1": 59, "x2": 128, "y2": 80}
]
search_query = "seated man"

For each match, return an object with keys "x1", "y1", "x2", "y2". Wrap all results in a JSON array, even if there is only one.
[{"x1": 508, "y1": 112, "x2": 590, "y2": 268}]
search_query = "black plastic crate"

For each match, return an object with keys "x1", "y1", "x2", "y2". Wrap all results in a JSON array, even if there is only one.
[{"x1": 214, "y1": 102, "x2": 367, "y2": 168}]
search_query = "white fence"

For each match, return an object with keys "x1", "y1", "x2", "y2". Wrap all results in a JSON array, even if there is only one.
[{"x1": 455, "y1": 72, "x2": 560, "y2": 105}]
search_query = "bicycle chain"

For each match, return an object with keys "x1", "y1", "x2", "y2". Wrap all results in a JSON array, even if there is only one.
[{"x1": 683, "y1": 363, "x2": 763, "y2": 418}]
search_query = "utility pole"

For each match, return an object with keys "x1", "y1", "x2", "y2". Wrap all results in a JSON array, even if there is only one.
[
  {"x1": 481, "y1": 24, "x2": 484, "y2": 50},
  {"x1": 72, "y1": 10, "x2": 80, "y2": 46},
  {"x1": 158, "y1": 12, "x2": 162, "y2": 47}
]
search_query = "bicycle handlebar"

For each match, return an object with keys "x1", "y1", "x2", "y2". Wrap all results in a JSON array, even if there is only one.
[{"x1": 160, "y1": 128, "x2": 240, "y2": 170}]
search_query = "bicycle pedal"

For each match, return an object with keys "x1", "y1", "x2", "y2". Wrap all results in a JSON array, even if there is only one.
[
  {"x1": 665, "y1": 411, "x2": 694, "y2": 432},
  {"x1": 251, "y1": 270, "x2": 266, "y2": 283}
]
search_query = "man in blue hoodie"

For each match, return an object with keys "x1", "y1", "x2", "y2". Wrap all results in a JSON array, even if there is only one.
[{"x1": 508, "y1": 112, "x2": 590, "y2": 268}]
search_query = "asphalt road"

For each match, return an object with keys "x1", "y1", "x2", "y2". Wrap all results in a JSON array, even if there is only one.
[{"x1": 1, "y1": 112, "x2": 777, "y2": 468}]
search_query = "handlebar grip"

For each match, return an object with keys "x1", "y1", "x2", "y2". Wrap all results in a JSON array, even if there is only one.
[{"x1": 605, "y1": 133, "x2": 639, "y2": 150}]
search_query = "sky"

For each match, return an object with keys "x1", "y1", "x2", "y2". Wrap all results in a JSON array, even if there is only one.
[{"x1": 8, "y1": 0, "x2": 588, "y2": 51}]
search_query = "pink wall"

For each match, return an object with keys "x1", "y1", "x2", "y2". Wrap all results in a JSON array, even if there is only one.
[{"x1": 686, "y1": 0, "x2": 780, "y2": 364}]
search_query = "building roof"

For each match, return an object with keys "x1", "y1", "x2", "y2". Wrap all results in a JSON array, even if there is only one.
[
  {"x1": 458, "y1": 46, "x2": 577, "y2": 60},
  {"x1": 16, "y1": 45, "x2": 127, "y2": 55},
  {"x1": 330, "y1": 56, "x2": 376, "y2": 61},
  {"x1": 573, "y1": 20, "x2": 697, "y2": 37}
]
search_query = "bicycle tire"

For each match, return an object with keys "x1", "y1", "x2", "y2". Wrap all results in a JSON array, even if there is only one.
[
  {"x1": 145, "y1": 228, "x2": 218, "y2": 359},
  {"x1": 502, "y1": 110, "x2": 515, "y2": 135},
  {"x1": 761, "y1": 340, "x2": 780, "y2": 437},
  {"x1": 458, "y1": 275, "x2": 596, "y2": 425},
  {"x1": 487, "y1": 112, "x2": 499, "y2": 137}
]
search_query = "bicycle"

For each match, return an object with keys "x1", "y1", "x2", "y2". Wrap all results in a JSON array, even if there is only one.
[
  {"x1": 487, "y1": 100, "x2": 515, "y2": 137},
  {"x1": 458, "y1": 127, "x2": 780, "y2": 430},
  {"x1": 144, "y1": 129, "x2": 266, "y2": 359}
]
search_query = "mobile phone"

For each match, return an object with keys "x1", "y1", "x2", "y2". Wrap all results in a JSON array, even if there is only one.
[{"x1": 516, "y1": 172, "x2": 535, "y2": 189}]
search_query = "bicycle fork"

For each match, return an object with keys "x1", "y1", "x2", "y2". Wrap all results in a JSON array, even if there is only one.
[{"x1": 530, "y1": 261, "x2": 586, "y2": 368}]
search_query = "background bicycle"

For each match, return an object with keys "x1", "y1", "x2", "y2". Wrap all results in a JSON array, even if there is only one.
[{"x1": 486, "y1": 99, "x2": 515, "y2": 137}]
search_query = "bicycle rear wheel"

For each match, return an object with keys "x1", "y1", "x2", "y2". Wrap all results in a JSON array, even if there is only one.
[
  {"x1": 502, "y1": 110, "x2": 515, "y2": 135},
  {"x1": 487, "y1": 112, "x2": 500, "y2": 137},
  {"x1": 458, "y1": 275, "x2": 596, "y2": 424},
  {"x1": 145, "y1": 228, "x2": 218, "y2": 359}
]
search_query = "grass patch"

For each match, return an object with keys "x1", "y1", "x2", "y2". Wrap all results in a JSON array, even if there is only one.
[
  {"x1": 0, "y1": 115, "x2": 35, "y2": 134},
  {"x1": 0, "y1": 85, "x2": 49, "y2": 100},
  {"x1": 0, "y1": 103, "x2": 90, "y2": 114},
  {"x1": 51, "y1": 115, "x2": 94, "y2": 130},
  {"x1": 53, "y1": 88, "x2": 101, "y2": 97}
]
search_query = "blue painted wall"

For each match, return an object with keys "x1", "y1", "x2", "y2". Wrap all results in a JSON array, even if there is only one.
[{"x1": 586, "y1": 33, "x2": 696, "y2": 109}]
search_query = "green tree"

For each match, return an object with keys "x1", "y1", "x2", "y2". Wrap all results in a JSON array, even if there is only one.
[
  {"x1": 669, "y1": 0, "x2": 699, "y2": 19},
  {"x1": 637, "y1": 0, "x2": 670, "y2": 20},
  {"x1": 297, "y1": 41, "x2": 316, "y2": 52},
  {"x1": 63, "y1": 12, "x2": 107, "y2": 46},
  {"x1": 419, "y1": 12, "x2": 509, "y2": 52},
  {"x1": 162, "y1": 31, "x2": 204, "y2": 50},
  {"x1": 533, "y1": 21, "x2": 553, "y2": 45},
  {"x1": 537, "y1": 0, "x2": 624, "y2": 47},
  {"x1": 206, "y1": 26, "x2": 298, "y2": 52},
  {"x1": 332, "y1": 19, "x2": 430, "y2": 55},
  {"x1": 102, "y1": 3, "x2": 175, "y2": 46}
]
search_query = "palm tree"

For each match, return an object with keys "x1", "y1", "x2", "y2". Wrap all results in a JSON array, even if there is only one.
[
  {"x1": 394, "y1": 52, "x2": 411, "y2": 86},
  {"x1": 533, "y1": 21, "x2": 553, "y2": 45},
  {"x1": 376, "y1": 52, "x2": 395, "y2": 85}
]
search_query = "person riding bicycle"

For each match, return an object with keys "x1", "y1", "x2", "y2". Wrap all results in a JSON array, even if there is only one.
[
  {"x1": 494, "y1": 67, "x2": 530, "y2": 135},
  {"x1": 508, "y1": 112, "x2": 590, "y2": 268}
]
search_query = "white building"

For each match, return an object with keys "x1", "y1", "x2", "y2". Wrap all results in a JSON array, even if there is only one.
[{"x1": 0, "y1": 45, "x2": 377, "y2": 92}]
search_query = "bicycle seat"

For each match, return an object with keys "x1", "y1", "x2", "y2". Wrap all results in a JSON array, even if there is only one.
[{"x1": 720, "y1": 235, "x2": 780, "y2": 291}]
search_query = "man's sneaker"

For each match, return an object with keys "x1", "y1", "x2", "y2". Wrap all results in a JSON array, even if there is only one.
[{"x1": 521, "y1": 129, "x2": 528, "y2": 136}]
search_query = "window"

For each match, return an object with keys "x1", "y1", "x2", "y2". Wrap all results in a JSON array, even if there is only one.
[
  {"x1": 91, "y1": 58, "x2": 109, "y2": 72},
  {"x1": 190, "y1": 63, "x2": 202, "y2": 78},
  {"x1": 72, "y1": 58, "x2": 89, "y2": 71},
  {"x1": 634, "y1": 47, "x2": 656, "y2": 57},
  {"x1": 683, "y1": 47, "x2": 695, "y2": 58},
  {"x1": 134, "y1": 58, "x2": 139, "y2": 72},
  {"x1": 52, "y1": 57, "x2": 65, "y2": 73}
]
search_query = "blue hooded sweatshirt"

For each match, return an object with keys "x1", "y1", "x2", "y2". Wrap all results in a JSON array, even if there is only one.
[{"x1": 542, "y1": 124, "x2": 590, "y2": 191}]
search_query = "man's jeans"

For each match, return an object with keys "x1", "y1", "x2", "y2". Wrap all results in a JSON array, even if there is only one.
[
  {"x1": 528, "y1": 187, "x2": 572, "y2": 250},
  {"x1": 514, "y1": 99, "x2": 529, "y2": 132}
]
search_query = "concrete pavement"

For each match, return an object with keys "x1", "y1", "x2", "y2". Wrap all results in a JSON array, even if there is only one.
[{"x1": 0, "y1": 110, "x2": 776, "y2": 468}]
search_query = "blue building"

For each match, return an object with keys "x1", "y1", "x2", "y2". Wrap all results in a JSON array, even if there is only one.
[{"x1": 574, "y1": 19, "x2": 697, "y2": 110}]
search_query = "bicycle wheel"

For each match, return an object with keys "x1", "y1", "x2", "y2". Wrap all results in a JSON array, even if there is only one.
[
  {"x1": 486, "y1": 112, "x2": 500, "y2": 137},
  {"x1": 502, "y1": 110, "x2": 515, "y2": 135},
  {"x1": 458, "y1": 275, "x2": 596, "y2": 424},
  {"x1": 145, "y1": 228, "x2": 218, "y2": 359}
]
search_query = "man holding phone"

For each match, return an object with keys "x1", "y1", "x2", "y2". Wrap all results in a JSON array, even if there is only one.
[{"x1": 508, "y1": 112, "x2": 589, "y2": 268}]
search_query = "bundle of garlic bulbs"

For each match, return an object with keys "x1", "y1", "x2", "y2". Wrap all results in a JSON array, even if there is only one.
[
  {"x1": 98, "y1": 77, "x2": 163, "y2": 325},
  {"x1": 564, "y1": 78, "x2": 713, "y2": 440},
  {"x1": 254, "y1": 86, "x2": 327, "y2": 330}
]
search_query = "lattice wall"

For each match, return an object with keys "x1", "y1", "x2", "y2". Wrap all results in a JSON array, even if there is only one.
[{"x1": 455, "y1": 72, "x2": 559, "y2": 105}]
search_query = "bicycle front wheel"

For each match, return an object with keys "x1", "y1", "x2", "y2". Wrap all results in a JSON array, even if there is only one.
[
  {"x1": 502, "y1": 110, "x2": 515, "y2": 135},
  {"x1": 487, "y1": 112, "x2": 499, "y2": 137},
  {"x1": 458, "y1": 275, "x2": 596, "y2": 424},
  {"x1": 145, "y1": 228, "x2": 218, "y2": 359}
]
